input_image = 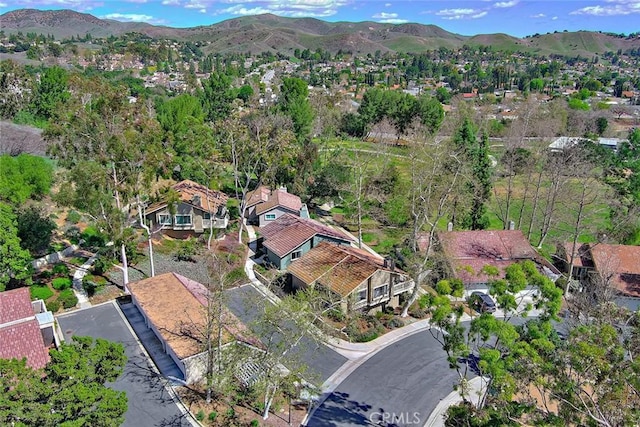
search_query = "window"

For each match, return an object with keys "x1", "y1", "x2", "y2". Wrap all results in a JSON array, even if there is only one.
[
  {"x1": 373, "y1": 285, "x2": 388, "y2": 299},
  {"x1": 174, "y1": 214, "x2": 192, "y2": 226},
  {"x1": 265, "y1": 213, "x2": 276, "y2": 220},
  {"x1": 357, "y1": 289, "x2": 367, "y2": 301},
  {"x1": 203, "y1": 212, "x2": 211, "y2": 220},
  {"x1": 158, "y1": 214, "x2": 172, "y2": 225},
  {"x1": 291, "y1": 250, "x2": 302, "y2": 260}
]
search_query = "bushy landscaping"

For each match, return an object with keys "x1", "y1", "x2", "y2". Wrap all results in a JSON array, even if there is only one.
[
  {"x1": 30, "y1": 284, "x2": 54, "y2": 301},
  {"x1": 51, "y1": 277, "x2": 72, "y2": 290}
]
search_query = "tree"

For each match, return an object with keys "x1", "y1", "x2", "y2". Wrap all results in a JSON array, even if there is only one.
[
  {"x1": 0, "y1": 202, "x2": 32, "y2": 291},
  {"x1": 46, "y1": 76, "x2": 163, "y2": 290},
  {"x1": 200, "y1": 71, "x2": 234, "y2": 123},
  {"x1": 279, "y1": 77, "x2": 314, "y2": 141},
  {"x1": 0, "y1": 154, "x2": 53, "y2": 205},
  {"x1": 30, "y1": 66, "x2": 69, "y2": 121},
  {"x1": 0, "y1": 336, "x2": 128, "y2": 427},
  {"x1": 17, "y1": 205, "x2": 56, "y2": 256}
]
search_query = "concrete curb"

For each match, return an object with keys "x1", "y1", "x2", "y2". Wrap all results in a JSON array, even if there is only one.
[{"x1": 422, "y1": 376, "x2": 486, "y2": 427}]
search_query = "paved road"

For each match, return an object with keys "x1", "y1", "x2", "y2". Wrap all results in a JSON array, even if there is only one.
[
  {"x1": 57, "y1": 303, "x2": 191, "y2": 427},
  {"x1": 225, "y1": 284, "x2": 348, "y2": 384},
  {"x1": 307, "y1": 330, "x2": 460, "y2": 427}
]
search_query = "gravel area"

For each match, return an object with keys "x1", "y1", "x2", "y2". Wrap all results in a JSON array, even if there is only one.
[{"x1": 107, "y1": 248, "x2": 213, "y2": 286}]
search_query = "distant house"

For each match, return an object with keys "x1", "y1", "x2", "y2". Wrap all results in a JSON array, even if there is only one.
[
  {"x1": 287, "y1": 242, "x2": 413, "y2": 313},
  {"x1": 245, "y1": 186, "x2": 309, "y2": 227},
  {"x1": 548, "y1": 136, "x2": 626, "y2": 153},
  {"x1": 145, "y1": 180, "x2": 229, "y2": 239},
  {"x1": 259, "y1": 213, "x2": 353, "y2": 270},
  {"x1": 437, "y1": 230, "x2": 560, "y2": 287},
  {"x1": 0, "y1": 288, "x2": 58, "y2": 369},
  {"x1": 128, "y1": 272, "x2": 260, "y2": 384},
  {"x1": 558, "y1": 242, "x2": 640, "y2": 307}
]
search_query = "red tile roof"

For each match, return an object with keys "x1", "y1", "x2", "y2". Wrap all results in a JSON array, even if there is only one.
[
  {"x1": 590, "y1": 244, "x2": 640, "y2": 297},
  {"x1": 0, "y1": 288, "x2": 34, "y2": 324},
  {"x1": 438, "y1": 230, "x2": 557, "y2": 284},
  {"x1": 0, "y1": 288, "x2": 50, "y2": 370},
  {"x1": 287, "y1": 242, "x2": 402, "y2": 297},
  {"x1": 260, "y1": 214, "x2": 353, "y2": 257},
  {"x1": 255, "y1": 189, "x2": 302, "y2": 215},
  {"x1": 0, "y1": 319, "x2": 50, "y2": 369},
  {"x1": 128, "y1": 273, "x2": 260, "y2": 359}
]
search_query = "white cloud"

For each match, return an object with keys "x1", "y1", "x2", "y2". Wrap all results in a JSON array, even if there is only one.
[
  {"x1": 199, "y1": 8, "x2": 206, "y2": 13},
  {"x1": 101, "y1": 13, "x2": 164, "y2": 24},
  {"x1": 162, "y1": 0, "x2": 181, "y2": 5},
  {"x1": 215, "y1": 0, "x2": 350, "y2": 18},
  {"x1": 379, "y1": 18, "x2": 408, "y2": 23},
  {"x1": 570, "y1": 0, "x2": 640, "y2": 16},
  {"x1": 494, "y1": 1, "x2": 518, "y2": 8},
  {"x1": 125, "y1": 0, "x2": 148, "y2": 3},
  {"x1": 0, "y1": 1, "x2": 7, "y2": 5},
  {"x1": 185, "y1": 0, "x2": 207, "y2": 9},
  {"x1": 373, "y1": 12, "x2": 397, "y2": 19},
  {"x1": 385, "y1": 2, "x2": 391, "y2": 6},
  {"x1": 530, "y1": 13, "x2": 545, "y2": 18},
  {"x1": 552, "y1": 16, "x2": 558, "y2": 20},
  {"x1": 435, "y1": 8, "x2": 487, "y2": 20}
]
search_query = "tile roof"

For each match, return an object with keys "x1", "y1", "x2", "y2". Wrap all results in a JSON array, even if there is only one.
[
  {"x1": 561, "y1": 242, "x2": 594, "y2": 268},
  {"x1": 590, "y1": 244, "x2": 640, "y2": 297},
  {"x1": 0, "y1": 319, "x2": 50, "y2": 369},
  {"x1": 0, "y1": 288, "x2": 34, "y2": 324},
  {"x1": 255, "y1": 189, "x2": 302, "y2": 215},
  {"x1": 260, "y1": 214, "x2": 353, "y2": 258},
  {"x1": 0, "y1": 288, "x2": 50, "y2": 370},
  {"x1": 438, "y1": 230, "x2": 557, "y2": 284},
  {"x1": 287, "y1": 242, "x2": 399, "y2": 297},
  {"x1": 245, "y1": 186, "x2": 271, "y2": 208},
  {"x1": 128, "y1": 272, "x2": 259, "y2": 360},
  {"x1": 147, "y1": 179, "x2": 228, "y2": 214}
]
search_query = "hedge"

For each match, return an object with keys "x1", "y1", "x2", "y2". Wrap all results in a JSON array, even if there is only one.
[
  {"x1": 57, "y1": 289, "x2": 78, "y2": 309},
  {"x1": 52, "y1": 277, "x2": 72, "y2": 290}
]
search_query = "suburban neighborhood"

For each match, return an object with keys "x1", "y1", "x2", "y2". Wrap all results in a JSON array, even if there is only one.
[{"x1": 1, "y1": 3, "x2": 639, "y2": 427}]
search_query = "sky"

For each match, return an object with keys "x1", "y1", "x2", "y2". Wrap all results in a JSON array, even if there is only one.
[{"x1": 0, "y1": 0, "x2": 638, "y2": 38}]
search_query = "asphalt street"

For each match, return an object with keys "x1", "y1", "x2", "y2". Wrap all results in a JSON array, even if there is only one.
[
  {"x1": 306, "y1": 330, "x2": 460, "y2": 427},
  {"x1": 225, "y1": 284, "x2": 348, "y2": 384},
  {"x1": 57, "y1": 303, "x2": 192, "y2": 427}
]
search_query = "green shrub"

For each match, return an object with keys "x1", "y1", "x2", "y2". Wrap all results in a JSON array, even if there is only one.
[
  {"x1": 386, "y1": 318, "x2": 404, "y2": 329},
  {"x1": 30, "y1": 284, "x2": 54, "y2": 301},
  {"x1": 174, "y1": 238, "x2": 198, "y2": 262},
  {"x1": 327, "y1": 308, "x2": 345, "y2": 322},
  {"x1": 81, "y1": 226, "x2": 107, "y2": 249},
  {"x1": 66, "y1": 210, "x2": 81, "y2": 224},
  {"x1": 195, "y1": 410, "x2": 205, "y2": 421},
  {"x1": 225, "y1": 408, "x2": 235, "y2": 418},
  {"x1": 226, "y1": 266, "x2": 247, "y2": 285},
  {"x1": 82, "y1": 276, "x2": 99, "y2": 297},
  {"x1": 64, "y1": 226, "x2": 81, "y2": 244},
  {"x1": 57, "y1": 289, "x2": 78, "y2": 309},
  {"x1": 52, "y1": 277, "x2": 72, "y2": 290},
  {"x1": 92, "y1": 255, "x2": 114, "y2": 275},
  {"x1": 52, "y1": 263, "x2": 70, "y2": 276},
  {"x1": 46, "y1": 299, "x2": 60, "y2": 313},
  {"x1": 208, "y1": 411, "x2": 217, "y2": 422},
  {"x1": 39, "y1": 270, "x2": 52, "y2": 279},
  {"x1": 250, "y1": 420, "x2": 259, "y2": 427}
]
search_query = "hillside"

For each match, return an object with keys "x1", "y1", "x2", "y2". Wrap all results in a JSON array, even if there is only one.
[{"x1": 1, "y1": 9, "x2": 639, "y2": 56}]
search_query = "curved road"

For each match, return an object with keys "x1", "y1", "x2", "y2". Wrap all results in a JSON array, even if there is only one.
[{"x1": 307, "y1": 330, "x2": 460, "y2": 427}]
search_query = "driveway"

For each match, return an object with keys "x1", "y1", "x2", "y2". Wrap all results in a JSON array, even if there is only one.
[
  {"x1": 306, "y1": 330, "x2": 460, "y2": 427},
  {"x1": 57, "y1": 302, "x2": 192, "y2": 427},
  {"x1": 225, "y1": 284, "x2": 348, "y2": 384}
]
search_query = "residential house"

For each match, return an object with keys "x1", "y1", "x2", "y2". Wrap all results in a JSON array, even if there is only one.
[
  {"x1": 128, "y1": 272, "x2": 260, "y2": 384},
  {"x1": 437, "y1": 230, "x2": 560, "y2": 287},
  {"x1": 287, "y1": 242, "x2": 413, "y2": 313},
  {"x1": 558, "y1": 242, "x2": 640, "y2": 308},
  {"x1": 245, "y1": 186, "x2": 309, "y2": 227},
  {"x1": 548, "y1": 136, "x2": 626, "y2": 153},
  {"x1": 258, "y1": 213, "x2": 353, "y2": 270},
  {"x1": 145, "y1": 180, "x2": 229, "y2": 239},
  {"x1": 0, "y1": 288, "x2": 58, "y2": 369}
]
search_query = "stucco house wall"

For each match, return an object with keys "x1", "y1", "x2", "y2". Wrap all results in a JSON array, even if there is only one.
[{"x1": 258, "y1": 206, "x2": 299, "y2": 227}]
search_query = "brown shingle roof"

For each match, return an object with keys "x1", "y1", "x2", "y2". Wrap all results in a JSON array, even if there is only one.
[
  {"x1": 287, "y1": 242, "x2": 398, "y2": 297},
  {"x1": 0, "y1": 288, "x2": 34, "y2": 324},
  {"x1": 128, "y1": 272, "x2": 259, "y2": 360},
  {"x1": 590, "y1": 244, "x2": 640, "y2": 297},
  {"x1": 255, "y1": 189, "x2": 302, "y2": 215},
  {"x1": 438, "y1": 230, "x2": 557, "y2": 284},
  {"x1": 147, "y1": 179, "x2": 228, "y2": 214},
  {"x1": 245, "y1": 186, "x2": 271, "y2": 208},
  {"x1": 261, "y1": 214, "x2": 353, "y2": 258}
]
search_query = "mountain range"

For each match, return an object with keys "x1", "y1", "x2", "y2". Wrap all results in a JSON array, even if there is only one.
[{"x1": 2, "y1": 8, "x2": 639, "y2": 57}]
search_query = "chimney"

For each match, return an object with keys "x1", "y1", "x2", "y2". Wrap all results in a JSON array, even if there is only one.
[
  {"x1": 508, "y1": 220, "x2": 515, "y2": 230},
  {"x1": 279, "y1": 185, "x2": 287, "y2": 193},
  {"x1": 299, "y1": 203, "x2": 309, "y2": 219},
  {"x1": 447, "y1": 222, "x2": 453, "y2": 232},
  {"x1": 192, "y1": 195, "x2": 201, "y2": 207}
]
